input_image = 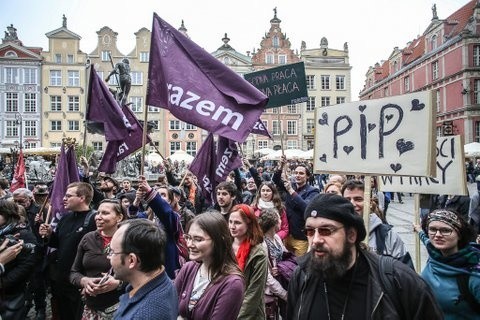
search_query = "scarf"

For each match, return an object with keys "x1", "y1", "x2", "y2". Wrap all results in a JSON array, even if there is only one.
[
  {"x1": 236, "y1": 239, "x2": 251, "y2": 271},
  {"x1": 258, "y1": 198, "x2": 274, "y2": 210},
  {"x1": 427, "y1": 242, "x2": 480, "y2": 273},
  {"x1": 188, "y1": 184, "x2": 197, "y2": 206}
]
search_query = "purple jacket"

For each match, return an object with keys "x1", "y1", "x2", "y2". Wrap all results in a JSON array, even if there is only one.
[{"x1": 175, "y1": 261, "x2": 244, "y2": 320}]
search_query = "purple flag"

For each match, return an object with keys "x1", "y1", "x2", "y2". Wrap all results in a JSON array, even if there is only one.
[
  {"x1": 251, "y1": 119, "x2": 272, "y2": 139},
  {"x1": 98, "y1": 106, "x2": 151, "y2": 173},
  {"x1": 50, "y1": 143, "x2": 80, "y2": 220},
  {"x1": 86, "y1": 66, "x2": 132, "y2": 141},
  {"x1": 214, "y1": 136, "x2": 242, "y2": 183},
  {"x1": 189, "y1": 134, "x2": 217, "y2": 205},
  {"x1": 147, "y1": 13, "x2": 268, "y2": 143}
]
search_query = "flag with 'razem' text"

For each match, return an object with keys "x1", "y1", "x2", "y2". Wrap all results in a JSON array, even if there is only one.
[
  {"x1": 189, "y1": 133, "x2": 217, "y2": 205},
  {"x1": 214, "y1": 136, "x2": 242, "y2": 183},
  {"x1": 146, "y1": 13, "x2": 268, "y2": 143}
]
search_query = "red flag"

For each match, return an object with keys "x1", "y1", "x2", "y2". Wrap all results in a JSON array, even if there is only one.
[{"x1": 10, "y1": 149, "x2": 25, "y2": 192}]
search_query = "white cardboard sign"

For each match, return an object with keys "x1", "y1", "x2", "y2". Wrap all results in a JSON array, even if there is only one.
[
  {"x1": 378, "y1": 135, "x2": 467, "y2": 195},
  {"x1": 313, "y1": 91, "x2": 436, "y2": 176}
]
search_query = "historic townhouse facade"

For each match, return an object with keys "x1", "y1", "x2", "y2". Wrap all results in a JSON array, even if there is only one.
[
  {"x1": 0, "y1": 24, "x2": 43, "y2": 149},
  {"x1": 359, "y1": 0, "x2": 480, "y2": 143}
]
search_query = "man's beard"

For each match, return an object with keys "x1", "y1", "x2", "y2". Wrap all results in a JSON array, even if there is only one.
[
  {"x1": 307, "y1": 238, "x2": 354, "y2": 280},
  {"x1": 100, "y1": 185, "x2": 113, "y2": 192}
]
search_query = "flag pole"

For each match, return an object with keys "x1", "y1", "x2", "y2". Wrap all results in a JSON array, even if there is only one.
[
  {"x1": 140, "y1": 104, "x2": 149, "y2": 176},
  {"x1": 83, "y1": 59, "x2": 91, "y2": 157}
]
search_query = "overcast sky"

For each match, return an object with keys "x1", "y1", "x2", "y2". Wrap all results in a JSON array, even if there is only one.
[{"x1": 1, "y1": 0, "x2": 471, "y2": 99}]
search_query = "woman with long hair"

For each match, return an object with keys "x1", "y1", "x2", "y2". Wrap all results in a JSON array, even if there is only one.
[
  {"x1": 70, "y1": 199, "x2": 125, "y2": 319},
  {"x1": 229, "y1": 204, "x2": 268, "y2": 320},
  {"x1": 175, "y1": 210, "x2": 244, "y2": 319},
  {"x1": 251, "y1": 182, "x2": 289, "y2": 240},
  {"x1": 414, "y1": 209, "x2": 480, "y2": 318}
]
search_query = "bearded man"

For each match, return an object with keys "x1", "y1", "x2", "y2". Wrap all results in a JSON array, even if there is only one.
[{"x1": 287, "y1": 194, "x2": 442, "y2": 320}]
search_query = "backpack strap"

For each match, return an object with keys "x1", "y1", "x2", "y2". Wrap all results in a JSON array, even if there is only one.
[
  {"x1": 83, "y1": 209, "x2": 96, "y2": 229},
  {"x1": 374, "y1": 223, "x2": 392, "y2": 254},
  {"x1": 456, "y1": 273, "x2": 480, "y2": 313},
  {"x1": 378, "y1": 255, "x2": 406, "y2": 319}
]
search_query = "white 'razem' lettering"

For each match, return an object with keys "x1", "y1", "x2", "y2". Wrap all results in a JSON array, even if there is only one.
[
  {"x1": 167, "y1": 83, "x2": 244, "y2": 131},
  {"x1": 215, "y1": 148, "x2": 234, "y2": 177}
]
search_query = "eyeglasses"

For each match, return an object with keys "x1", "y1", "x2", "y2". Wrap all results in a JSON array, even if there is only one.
[
  {"x1": 64, "y1": 194, "x2": 78, "y2": 199},
  {"x1": 105, "y1": 246, "x2": 125, "y2": 257},
  {"x1": 427, "y1": 227, "x2": 453, "y2": 236},
  {"x1": 184, "y1": 234, "x2": 211, "y2": 244},
  {"x1": 303, "y1": 226, "x2": 344, "y2": 237}
]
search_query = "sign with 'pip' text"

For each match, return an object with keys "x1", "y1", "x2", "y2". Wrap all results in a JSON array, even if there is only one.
[
  {"x1": 313, "y1": 91, "x2": 436, "y2": 176},
  {"x1": 243, "y1": 62, "x2": 308, "y2": 108},
  {"x1": 378, "y1": 135, "x2": 467, "y2": 195}
]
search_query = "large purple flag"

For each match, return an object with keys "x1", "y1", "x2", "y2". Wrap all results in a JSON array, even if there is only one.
[
  {"x1": 189, "y1": 134, "x2": 217, "y2": 205},
  {"x1": 98, "y1": 106, "x2": 151, "y2": 173},
  {"x1": 50, "y1": 143, "x2": 80, "y2": 220},
  {"x1": 215, "y1": 136, "x2": 242, "y2": 183},
  {"x1": 147, "y1": 13, "x2": 268, "y2": 143},
  {"x1": 251, "y1": 119, "x2": 272, "y2": 139},
  {"x1": 86, "y1": 66, "x2": 132, "y2": 141}
]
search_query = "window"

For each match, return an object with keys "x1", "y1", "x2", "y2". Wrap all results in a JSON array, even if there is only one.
[
  {"x1": 404, "y1": 76, "x2": 410, "y2": 92},
  {"x1": 266, "y1": 53, "x2": 274, "y2": 64},
  {"x1": 287, "y1": 140, "x2": 298, "y2": 149},
  {"x1": 151, "y1": 120, "x2": 160, "y2": 131},
  {"x1": 223, "y1": 56, "x2": 231, "y2": 64},
  {"x1": 272, "y1": 121, "x2": 281, "y2": 135},
  {"x1": 24, "y1": 93, "x2": 37, "y2": 112},
  {"x1": 384, "y1": 87, "x2": 389, "y2": 97},
  {"x1": 476, "y1": 121, "x2": 480, "y2": 142},
  {"x1": 186, "y1": 142, "x2": 197, "y2": 157},
  {"x1": 306, "y1": 119, "x2": 315, "y2": 134},
  {"x1": 336, "y1": 75, "x2": 345, "y2": 90},
  {"x1": 51, "y1": 96, "x2": 62, "y2": 111},
  {"x1": 431, "y1": 35, "x2": 438, "y2": 51},
  {"x1": 101, "y1": 51, "x2": 111, "y2": 62},
  {"x1": 273, "y1": 36, "x2": 279, "y2": 48},
  {"x1": 6, "y1": 93, "x2": 18, "y2": 112},
  {"x1": 287, "y1": 121, "x2": 297, "y2": 135},
  {"x1": 50, "y1": 142, "x2": 62, "y2": 148},
  {"x1": 50, "y1": 70, "x2": 62, "y2": 86},
  {"x1": 108, "y1": 75, "x2": 118, "y2": 86},
  {"x1": 148, "y1": 105, "x2": 160, "y2": 112},
  {"x1": 432, "y1": 61, "x2": 439, "y2": 80},
  {"x1": 68, "y1": 70, "x2": 80, "y2": 86},
  {"x1": 287, "y1": 104, "x2": 297, "y2": 113},
  {"x1": 306, "y1": 75, "x2": 315, "y2": 90},
  {"x1": 55, "y1": 54, "x2": 62, "y2": 63},
  {"x1": 68, "y1": 96, "x2": 80, "y2": 111},
  {"x1": 170, "y1": 142, "x2": 181, "y2": 155},
  {"x1": 5, "y1": 67, "x2": 19, "y2": 84},
  {"x1": 24, "y1": 120, "x2": 37, "y2": 136},
  {"x1": 436, "y1": 89, "x2": 441, "y2": 113},
  {"x1": 258, "y1": 140, "x2": 268, "y2": 149},
  {"x1": 278, "y1": 55, "x2": 287, "y2": 64},
  {"x1": 306, "y1": 97, "x2": 316, "y2": 111},
  {"x1": 474, "y1": 45, "x2": 480, "y2": 67},
  {"x1": 131, "y1": 72, "x2": 143, "y2": 85},
  {"x1": 92, "y1": 142, "x2": 103, "y2": 151},
  {"x1": 24, "y1": 69, "x2": 37, "y2": 84},
  {"x1": 474, "y1": 79, "x2": 480, "y2": 104},
  {"x1": 5, "y1": 121, "x2": 18, "y2": 137},
  {"x1": 185, "y1": 123, "x2": 196, "y2": 130},
  {"x1": 170, "y1": 120, "x2": 180, "y2": 130},
  {"x1": 321, "y1": 75, "x2": 330, "y2": 90},
  {"x1": 393, "y1": 61, "x2": 398, "y2": 72},
  {"x1": 336, "y1": 97, "x2": 346, "y2": 105},
  {"x1": 51, "y1": 121, "x2": 62, "y2": 131},
  {"x1": 24, "y1": 141, "x2": 37, "y2": 149},
  {"x1": 321, "y1": 97, "x2": 330, "y2": 107},
  {"x1": 272, "y1": 107, "x2": 279, "y2": 114},
  {"x1": 130, "y1": 97, "x2": 143, "y2": 112},
  {"x1": 68, "y1": 120, "x2": 80, "y2": 131},
  {"x1": 67, "y1": 54, "x2": 74, "y2": 64},
  {"x1": 140, "y1": 52, "x2": 149, "y2": 62}
]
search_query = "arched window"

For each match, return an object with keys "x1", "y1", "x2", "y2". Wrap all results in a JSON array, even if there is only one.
[
  {"x1": 5, "y1": 50, "x2": 17, "y2": 57},
  {"x1": 273, "y1": 36, "x2": 279, "y2": 48},
  {"x1": 431, "y1": 35, "x2": 438, "y2": 50}
]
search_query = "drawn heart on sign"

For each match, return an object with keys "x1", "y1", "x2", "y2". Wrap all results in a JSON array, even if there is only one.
[
  {"x1": 368, "y1": 123, "x2": 376, "y2": 132},
  {"x1": 396, "y1": 138, "x2": 414, "y2": 155},
  {"x1": 385, "y1": 114, "x2": 394, "y2": 122},
  {"x1": 319, "y1": 154, "x2": 327, "y2": 162},
  {"x1": 343, "y1": 146, "x2": 354, "y2": 155},
  {"x1": 358, "y1": 105, "x2": 367, "y2": 112},
  {"x1": 318, "y1": 113, "x2": 328, "y2": 126},
  {"x1": 411, "y1": 99, "x2": 425, "y2": 111},
  {"x1": 390, "y1": 163, "x2": 402, "y2": 173}
]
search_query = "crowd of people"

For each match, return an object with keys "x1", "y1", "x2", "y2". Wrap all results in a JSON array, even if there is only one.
[{"x1": 0, "y1": 154, "x2": 479, "y2": 320}]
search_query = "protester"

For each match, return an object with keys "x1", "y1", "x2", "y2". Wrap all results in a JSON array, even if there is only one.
[
  {"x1": 70, "y1": 199, "x2": 126, "y2": 319},
  {"x1": 229, "y1": 204, "x2": 268, "y2": 319},
  {"x1": 175, "y1": 211, "x2": 244, "y2": 319},
  {"x1": 116, "y1": 178, "x2": 136, "y2": 198},
  {"x1": 251, "y1": 181, "x2": 289, "y2": 240},
  {"x1": 109, "y1": 219, "x2": 178, "y2": 319},
  {"x1": 323, "y1": 181, "x2": 342, "y2": 196},
  {"x1": 287, "y1": 194, "x2": 443, "y2": 319},
  {"x1": 414, "y1": 209, "x2": 480, "y2": 318},
  {"x1": 213, "y1": 181, "x2": 239, "y2": 221}
]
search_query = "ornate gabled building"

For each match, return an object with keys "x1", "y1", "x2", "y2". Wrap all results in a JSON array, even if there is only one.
[
  {"x1": 359, "y1": 0, "x2": 480, "y2": 143},
  {"x1": 0, "y1": 24, "x2": 43, "y2": 149},
  {"x1": 41, "y1": 15, "x2": 88, "y2": 147}
]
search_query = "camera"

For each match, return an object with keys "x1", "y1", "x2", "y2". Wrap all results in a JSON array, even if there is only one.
[{"x1": 0, "y1": 234, "x2": 36, "y2": 253}]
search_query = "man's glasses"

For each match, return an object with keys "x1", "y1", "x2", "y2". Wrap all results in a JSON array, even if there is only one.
[
  {"x1": 427, "y1": 227, "x2": 453, "y2": 236},
  {"x1": 184, "y1": 234, "x2": 211, "y2": 245},
  {"x1": 105, "y1": 246, "x2": 125, "y2": 257},
  {"x1": 303, "y1": 226, "x2": 344, "y2": 237}
]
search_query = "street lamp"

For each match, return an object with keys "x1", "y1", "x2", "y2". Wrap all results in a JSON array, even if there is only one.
[
  {"x1": 9, "y1": 140, "x2": 19, "y2": 181},
  {"x1": 15, "y1": 112, "x2": 23, "y2": 150}
]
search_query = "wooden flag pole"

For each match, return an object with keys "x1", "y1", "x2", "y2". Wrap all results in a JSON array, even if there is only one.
[
  {"x1": 363, "y1": 175, "x2": 372, "y2": 246},
  {"x1": 414, "y1": 194, "x2": 421, "y2": 272}
]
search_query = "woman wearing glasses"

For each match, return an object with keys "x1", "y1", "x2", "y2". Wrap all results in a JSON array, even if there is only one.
[
  {"x1": 175, "y1": 211, "x2": 244, "y2": 320},
  {"x1": 70, "y1": 199, "x2": 125, "y2": 319},
  {"x1": 229, "y1": 204, "x2": 268, "y2": 320},
  {"x1": 414, "y1": 209, "x2": 480, "y2": 318}
]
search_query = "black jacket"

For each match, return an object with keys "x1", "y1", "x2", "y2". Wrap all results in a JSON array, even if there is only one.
[{"x1": 287, "y1": 249, "x2": 443, "y2": 320}]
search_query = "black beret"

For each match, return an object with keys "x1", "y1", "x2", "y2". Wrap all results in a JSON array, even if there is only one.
[{"x1": 304, "y1": 193, "x2": 366, "y2": 243}]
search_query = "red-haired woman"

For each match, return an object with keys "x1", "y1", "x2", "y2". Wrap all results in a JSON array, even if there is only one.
[{"x1": 229, "y1": 204, "x2": 268, "y2": 320}]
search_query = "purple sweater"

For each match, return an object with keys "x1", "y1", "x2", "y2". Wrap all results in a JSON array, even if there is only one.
[{"x1": 175, "y1": 261, "x2": 245, "y2": 320}]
